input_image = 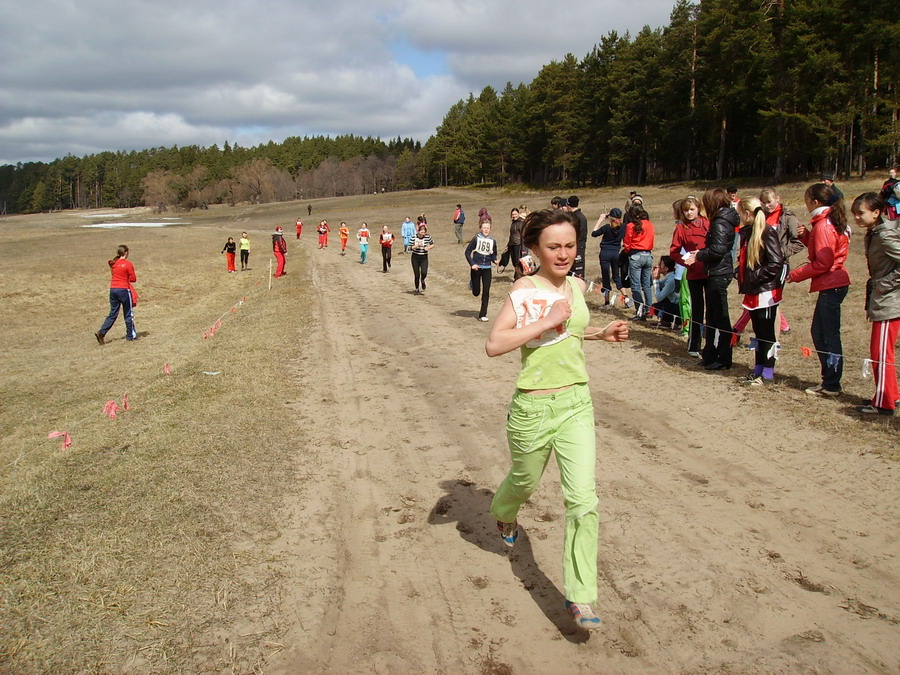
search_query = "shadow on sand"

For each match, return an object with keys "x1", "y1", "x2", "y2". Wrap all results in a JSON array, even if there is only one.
[{"x1": 428, "y1": 478, "x2": 589, "y2": 643}]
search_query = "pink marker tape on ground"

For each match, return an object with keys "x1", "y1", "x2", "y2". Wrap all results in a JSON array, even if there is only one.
[
  {"x1": 103, "y1": 400, "x2": 120, "y2": 419},
  {"x1": 48, "y1": 431, "x2": 72, "y2": 450}
]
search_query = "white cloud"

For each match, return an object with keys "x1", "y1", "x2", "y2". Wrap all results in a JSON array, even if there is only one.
[{"x1": 0, "y1": 0, "x2": 673, "y2": 164}]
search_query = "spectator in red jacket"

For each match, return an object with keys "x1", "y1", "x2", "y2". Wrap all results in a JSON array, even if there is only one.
[
  {"x1": 788, "y1": 183, "x2": 851, "y2": 396},
  {"x1": 95, "y1": 245, "x2": 138, "y2": 344},
  {"x1": 623, "y1": 205, "x2": 655, "y2": 319}
]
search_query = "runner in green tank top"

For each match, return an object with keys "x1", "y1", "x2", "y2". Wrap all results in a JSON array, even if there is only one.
[{"x1": 485, "y1": 209, "x2": 629, "y2": 631}]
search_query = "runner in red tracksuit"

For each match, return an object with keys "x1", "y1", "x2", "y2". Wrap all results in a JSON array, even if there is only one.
[
  {"x1": 317, "y1": 220, "x2": 330, "y2": 249},
  {"x1": 295, "y1": 218, "x2": 303, "y2": 239},
  {"x1": 273, "y1": 226, "x2": 287, "y2": 277},
  {"x1": 95, "y1": 244, "x2": 138, "y2": 344}
]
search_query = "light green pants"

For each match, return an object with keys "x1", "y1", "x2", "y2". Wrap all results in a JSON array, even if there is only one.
[{"x1": 490, "y1": 383, "x2": 599, "y2": 604}]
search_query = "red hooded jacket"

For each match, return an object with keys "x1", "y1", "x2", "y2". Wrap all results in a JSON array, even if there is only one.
[{"x1": 788, "y1": 207, "x2": 850, "y2": 292}]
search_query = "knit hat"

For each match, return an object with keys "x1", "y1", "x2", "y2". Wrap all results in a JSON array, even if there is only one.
[
  {"x1": 631, "y1": 194, "x2": 643, "y2": 204},
  {"x1": 274, "y1": 226, "x2": 283, "y2": 233},
  {"x1": 821, "y1": 172, "x2": 835, "y2": 182},
  {"x1": 567, "y1": 195, "x2": 579, "y2": 208},
  {"x1": 609, "y1": 208, "x2": 623, "y2": 219}
]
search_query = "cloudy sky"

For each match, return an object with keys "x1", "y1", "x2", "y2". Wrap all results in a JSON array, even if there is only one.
[{"x1": 0, "y1": 0, "x2": 674, "y2": 165}]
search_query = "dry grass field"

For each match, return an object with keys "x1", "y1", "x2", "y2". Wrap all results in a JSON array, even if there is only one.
[{"x1": 0, "y1": 181, "x2": 897, "y2": 673}]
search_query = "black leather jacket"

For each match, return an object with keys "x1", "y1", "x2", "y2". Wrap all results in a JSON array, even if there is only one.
[
  {"x1": 697, "y1": 207, "x2": 738, "y2": 276},
  {"x1": 736, "y1": 224, "x2": 787, "y2": 295}
]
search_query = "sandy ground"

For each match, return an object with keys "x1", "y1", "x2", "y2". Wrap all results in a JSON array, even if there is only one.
[{"x1": 256, "y1": 237, "x2": 899, "y2": 674}]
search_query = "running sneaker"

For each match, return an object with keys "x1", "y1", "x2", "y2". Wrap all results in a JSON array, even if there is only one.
[
  {"x1": 565, "y1": 601, "x2": 602, "y2": 631},
  {"x1": 687, "y1": 351, "x2": 701, "y2": 358},
  {"x1": 741, "y1": 375, "x2": 766, "y2": 387},
  {"x1": 497, "y1": 520, "x2": 518, "y2": 547},
  {"x1": 479, "y1": 316, "x2": 490, "y2": 322}
]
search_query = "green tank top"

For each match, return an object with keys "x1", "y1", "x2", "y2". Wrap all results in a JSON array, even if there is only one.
[{"x1": 515, "y1": 276, "x2": 590, "y2": 390}]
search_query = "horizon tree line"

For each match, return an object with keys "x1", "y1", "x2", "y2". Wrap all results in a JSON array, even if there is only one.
[{"x1": 1, "y1": 0, "x2": 895, "y2": 215}]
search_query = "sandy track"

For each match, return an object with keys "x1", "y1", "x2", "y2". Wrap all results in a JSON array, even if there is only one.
[{"x1": 271, "y1": 243, "x2": 898, "y2": 673}]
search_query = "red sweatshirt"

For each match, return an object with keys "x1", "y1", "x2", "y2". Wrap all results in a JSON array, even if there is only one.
[
  {"x1": 669, "y1": 216, "x2": 710, "y2": 280},
  {"x1": 623, "y1": 220, "x2": 655, "y2": 253},
  {"x1": 108, "y1": 258, "x2": 136, "y2": 289}
]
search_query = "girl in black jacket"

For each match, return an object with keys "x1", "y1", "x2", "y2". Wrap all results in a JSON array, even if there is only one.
[
  {"x1": 735, "y1": 197, "x2": 787, "y2": 385},
  {"x1": 683, "y1": 188, "x2": 738, "y2": 369}
]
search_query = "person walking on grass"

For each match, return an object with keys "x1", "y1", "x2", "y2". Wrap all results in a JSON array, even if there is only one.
[
  {"x1": 95, "y1": 244, "x2": 138, "y2": 344},
  {"x1": 272, "y1": 226, "x2": 287, "y2": 277},
  {"x1": 339, "y1": 222, "x2": 350, "y2": 255},
  {"x1": 222, "y1": 237, "x2": 237, "y2": 272},
  {"x1": 501, "y1": 207, "x2": 526, "y2": 279},
  {"x1": 788, "y1": 183, "x2": 850, "y2": 396},
  {"x1": 357, "y1": 222, "x2": 371, "y2": 264},
  {"x1": 401, "y1": 216, "x2": 415, "y2": 253},
  {"x1": 453, "y1": 204, "x2": 466, "y2": 244},
  {"x1": 239, "y1": 231, "x2": 250, "y2": 270},
  {"x1": 410, "y1": 220, "x2": 434, "y2": 295},
  {"x1": 735, "y1": 197, "x2": 787, "y2": 386},
  {"x1": 465, "y1": 219, "x2": 498, "y2": 321},
  {"x1": 852, "y1": 192, "x2": 899, "y2": 417},
  {"x1": 295, "y1": 217, "x2": 303, "y2": 239},
  {"x1": 380, "y1": 225, "x2": 395, "y2": 272},
  {"x1": 485, "y1": 209, "x2": 629, "y2": 632}
]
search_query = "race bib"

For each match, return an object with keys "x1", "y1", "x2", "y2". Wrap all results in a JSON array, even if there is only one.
[
  {"x1": 509, "y1": 288, "x2": 570, "y2": 347},
  {"x1": 475, "y1": 237, "x2": 494, "y2": 256}
]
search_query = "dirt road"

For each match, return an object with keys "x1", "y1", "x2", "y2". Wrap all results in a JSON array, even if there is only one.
[{"x1": 270, "y1": 241, "x2": 898, "y2": 673}]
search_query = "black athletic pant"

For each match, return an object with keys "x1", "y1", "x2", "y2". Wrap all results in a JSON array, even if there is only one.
[
  {"x1": 412, "y1": 254, "x2": 429, "y2": 290},
  {"x1": 382, "y1": 246, "x2": 392, "y2": 272},
  {"x1": 750, "y1": 306, "x2": 778, "y2": 368},
  {"x1": 701, "y1": 274, "x2": 733, "y2": 367},
  {"x1": 471, "y1": 267, "x2": 492, "y2": 318},
  {"x1": 240, "y1": 249, "x2": 249, "y2": 269}
]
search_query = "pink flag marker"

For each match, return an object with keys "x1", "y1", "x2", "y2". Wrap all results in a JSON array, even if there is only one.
[{"x1": 48, "y1": 431, "x2": 72, "y2": 450}]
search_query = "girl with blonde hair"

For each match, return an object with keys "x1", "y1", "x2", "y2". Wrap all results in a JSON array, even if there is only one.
[{"x1": 735, "y1": 197, "x2": 787, "y2": 385}]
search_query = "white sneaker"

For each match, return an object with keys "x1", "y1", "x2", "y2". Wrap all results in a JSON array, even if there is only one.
[
  {"x1": 688, "y1": 351, "x2": 701, "y2": 358},
  {"x1": 805, "y1": 384, "x2": 840, "y2": 397},
  {"x1": 479, "y1": 316, "x2": 490, "y2": 322}
]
